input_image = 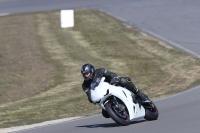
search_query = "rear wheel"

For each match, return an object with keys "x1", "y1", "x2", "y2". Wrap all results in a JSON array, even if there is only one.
[
  {"x1": 144, "y1": 102, "x2": 159, "y2": 120},
  {"x1": 105, "y1": 101, "x2": 130, "y2": 126}
]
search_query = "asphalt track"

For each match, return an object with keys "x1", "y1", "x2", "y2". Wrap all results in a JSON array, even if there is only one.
[{"x1": 0, "y1": 0, "x2": 200, "y2": 133}]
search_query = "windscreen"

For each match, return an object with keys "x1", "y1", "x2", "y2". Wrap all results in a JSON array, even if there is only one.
[{"x1": 90, "y1": 78, "x2": 101, "y2": 90}]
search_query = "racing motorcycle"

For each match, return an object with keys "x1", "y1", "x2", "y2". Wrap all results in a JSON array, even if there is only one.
[{"x1": 90, "y1": 77, "x2": 159, "y2": 126}]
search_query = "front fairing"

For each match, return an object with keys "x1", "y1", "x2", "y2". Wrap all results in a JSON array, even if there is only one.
[{"x1": 90, "y1": 78, "x2": 109, "y2": 102}]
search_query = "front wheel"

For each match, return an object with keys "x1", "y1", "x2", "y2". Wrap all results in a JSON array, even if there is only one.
[{"x1": 105, "y1": 101, "x2": 130, "y2": 126}]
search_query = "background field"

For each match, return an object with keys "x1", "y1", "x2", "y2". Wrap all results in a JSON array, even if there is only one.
[{"x1": 0, "y1": 9, "x2": 200, "y2": 128}]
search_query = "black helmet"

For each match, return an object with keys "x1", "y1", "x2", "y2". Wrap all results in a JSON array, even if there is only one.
[{"x1": 81, "y1": 63, "x2": 95, "y2": 81}]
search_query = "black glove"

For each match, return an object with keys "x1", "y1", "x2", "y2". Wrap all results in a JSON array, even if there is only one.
[
  {"x1": 85, "y1": 90, "x2": 93, "y2": 103},
  {"x1": 88, "y1": 96, "x2": 93, "y2": 103},
  {"x1": 110, "y1": 77, "x2": 119, "y2": 85}
]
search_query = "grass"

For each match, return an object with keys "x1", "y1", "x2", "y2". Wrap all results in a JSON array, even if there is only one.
[{"x1": 0, "y1": 9, "x2": 200, "y2": 128}]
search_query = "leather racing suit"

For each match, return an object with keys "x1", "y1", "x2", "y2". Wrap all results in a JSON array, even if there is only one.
[{"x1": 82, "y1": 68, "x2": 146, "y2": 103}]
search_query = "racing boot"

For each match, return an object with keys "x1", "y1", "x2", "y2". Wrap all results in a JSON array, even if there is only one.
[
  {"x1": 118, "y1": 77, "x2": 152, "y2": 106},
  {"x1": 135, "y1": 90, "x2": 154, "y2": 108},
  {"x1": 135, "y1": 90, "x2": 149, "y2": 101}
]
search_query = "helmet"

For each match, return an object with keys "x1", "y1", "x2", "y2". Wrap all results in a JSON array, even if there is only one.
[{"x1": 81, "y1": 63, "x2": 96, "y2": 81}]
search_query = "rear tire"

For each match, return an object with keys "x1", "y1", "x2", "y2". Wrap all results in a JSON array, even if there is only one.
[
  {"x1": 105, "y1": 101, "x2": 130, "y2": 126},
  {"x1": 144, "y1": 102, "x2": 159, "y2": 120}
]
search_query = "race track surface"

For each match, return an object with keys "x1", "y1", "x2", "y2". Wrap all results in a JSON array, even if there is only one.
[{"x1": 0, "y1": 0, "x2": 200, "y2": 133}]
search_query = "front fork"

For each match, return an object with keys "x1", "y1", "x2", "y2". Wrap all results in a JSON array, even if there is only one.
[
  {"x1": 103, "y1": 96, "x2": 125, "y2": 112},
  {"x1": 113, "y1": 96, "x2": 125, "y2": 112}
]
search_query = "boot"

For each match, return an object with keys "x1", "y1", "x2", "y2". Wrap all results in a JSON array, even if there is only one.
[
  {"x1": 135, "y1": 90, "x2": 150, "y2": 102},
  {"x1": 136, "y1": 90, "x2": 154, "y2": 108}
]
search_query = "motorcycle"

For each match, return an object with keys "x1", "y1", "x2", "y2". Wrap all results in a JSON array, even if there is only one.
[{"x1": 90, "y1": 77, "x2": 159, "y2": 126}]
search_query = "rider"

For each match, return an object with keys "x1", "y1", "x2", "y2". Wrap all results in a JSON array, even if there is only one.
[{"x1": 81, "y1": 63, "x2": 150, "y2": 118}]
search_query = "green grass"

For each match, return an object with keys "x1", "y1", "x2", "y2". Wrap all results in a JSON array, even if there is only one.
[{"x1": 0, "y1": 9, "x2": 200, "y2": 128}]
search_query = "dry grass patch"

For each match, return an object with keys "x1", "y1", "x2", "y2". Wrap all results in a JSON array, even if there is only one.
[{"x1": 0, "y1": 15, "x2": 54, "y2": 103}]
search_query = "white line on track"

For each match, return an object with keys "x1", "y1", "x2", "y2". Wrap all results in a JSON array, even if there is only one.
[
  {"x1": 155, "y1": 85, "x2": 200, "y2": 102},
  {"x1": 0, "y1": 117, "x2": 81, "y2": 133},
  {"x1": 99, "y1": 9, "x2": 200, "y2": 59},
  {"x1": 0, "y1": 13, "x2": 10, "y2": 16},
  {"x1": 140, "y1": 28, "x2": 200, "y2": 59}
]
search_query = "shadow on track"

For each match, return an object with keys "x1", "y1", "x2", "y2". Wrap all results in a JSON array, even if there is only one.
[{"x1": 76, "y1": 119, "x2": 146, "y2": 128}]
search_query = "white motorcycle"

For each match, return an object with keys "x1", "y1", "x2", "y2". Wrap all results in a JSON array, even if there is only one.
[{"x1": 90, "y1": 77, "x2": 159, "y2": 126}]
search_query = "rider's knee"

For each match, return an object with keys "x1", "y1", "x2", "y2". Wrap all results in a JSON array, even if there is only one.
[{"x1": 119, "y1": 77, "x2": 132, "y2": 85}]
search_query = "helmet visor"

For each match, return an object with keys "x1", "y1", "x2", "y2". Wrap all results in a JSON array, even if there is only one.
[{"x1": 83, "y1": 72, "x2": 91, "y2": 78}]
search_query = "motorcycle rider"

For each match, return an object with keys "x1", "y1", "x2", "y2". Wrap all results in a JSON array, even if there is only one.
[{"x1": 81, "y1": 63, "x2": 150, "y2": 118}]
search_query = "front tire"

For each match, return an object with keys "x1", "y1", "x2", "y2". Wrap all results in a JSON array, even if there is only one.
[
  {"x1": 105, "y1": 101, "x2": 130, "y2": 126},
  {"x1": 102, "y1": 109, "x2": 110, "y2": 118}
]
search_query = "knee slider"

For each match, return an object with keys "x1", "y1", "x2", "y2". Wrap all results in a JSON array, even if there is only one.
[
  {"x1": 119, "y1": 77, "x2": 132, "y2": 85},
  {"x1": 125, "y1": 77, "x2": 132, "y2": 83},
  {"x1": 119, "y1": 77, "x2": 127, "y2": 84}
]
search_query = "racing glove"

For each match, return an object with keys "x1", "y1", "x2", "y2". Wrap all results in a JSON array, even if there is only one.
[
  {"x1": 85, "y1": 88, "x2": 93, "y2": 103},
  {"x1": 110, "y1": 77, "x2": 119, "y2": 85}
]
